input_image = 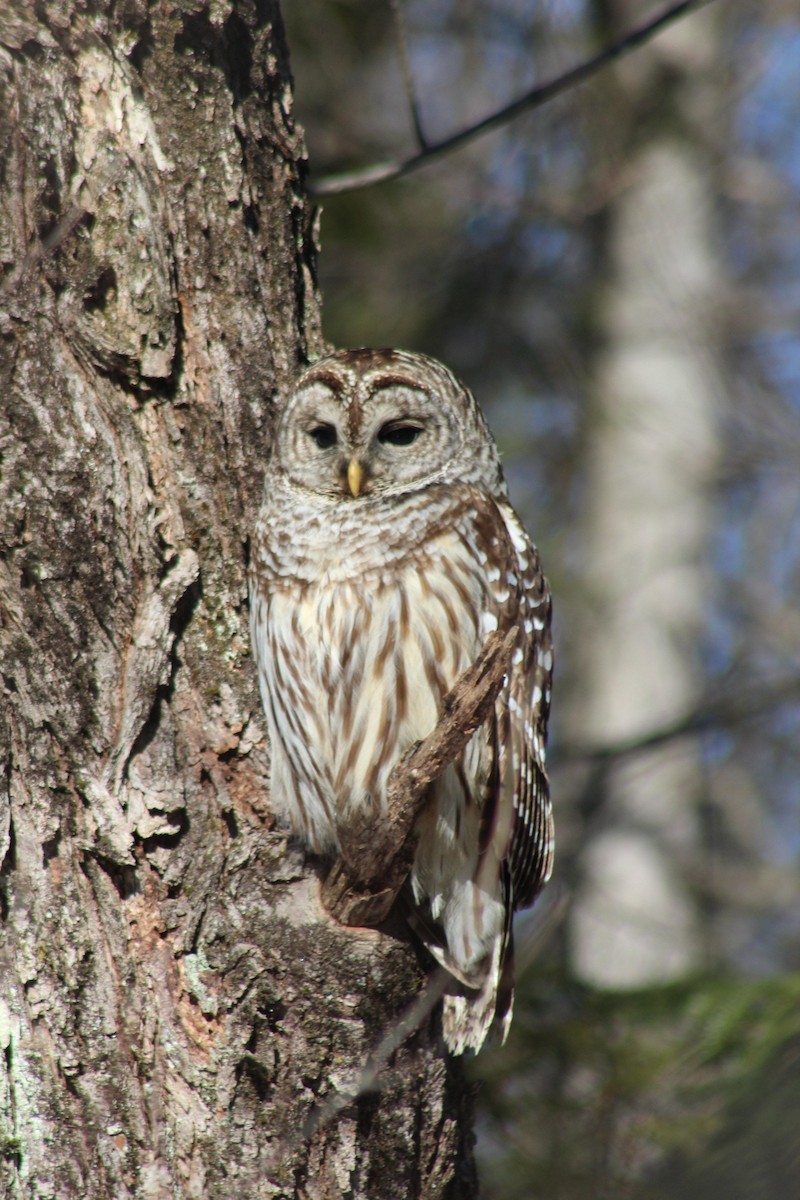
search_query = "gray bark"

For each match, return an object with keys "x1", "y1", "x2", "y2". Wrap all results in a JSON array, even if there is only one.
[{"x1": 0, "y1": 3, "x2": 475, "y2": 1196}]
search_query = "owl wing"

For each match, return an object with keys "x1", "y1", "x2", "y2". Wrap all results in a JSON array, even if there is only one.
[
  {"x1": 474, "y1": 497, "x2": 554, "y2": 914},
  {"x1": 436, "y1": 491, "x2": 553, "y2": 1052}
]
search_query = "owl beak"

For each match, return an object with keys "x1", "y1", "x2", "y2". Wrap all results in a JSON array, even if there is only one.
[{"x1": 347, "y1": 459, "x2": 364, "y2": 498}]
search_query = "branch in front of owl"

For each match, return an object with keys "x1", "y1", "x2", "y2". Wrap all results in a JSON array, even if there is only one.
[
  {"x1": 320, "y1": 626, "x2": 518, "y2": 927},
  {"x1": 310, "y1": 0, "x2": 717, "y2": 197}
]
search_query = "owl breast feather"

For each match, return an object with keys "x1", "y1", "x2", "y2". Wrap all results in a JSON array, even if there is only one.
[{"x1": 258, "y1": 530, "x2": 493, "y2": 855}]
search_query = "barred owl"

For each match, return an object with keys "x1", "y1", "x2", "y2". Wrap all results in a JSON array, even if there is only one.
[{"x1": 249, "y1": 349, "x2": 553, "y2": 1054}]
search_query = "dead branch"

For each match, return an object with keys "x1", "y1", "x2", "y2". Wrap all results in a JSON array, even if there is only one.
[{"x1": 322, "y1": 626, "x2": 517, "y2": 925}]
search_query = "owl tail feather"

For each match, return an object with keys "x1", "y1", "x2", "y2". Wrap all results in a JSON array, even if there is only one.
[
  {"x1": 404, "y1": 895, "x2": 515, "y2": 1054},
  {"x1": 440, "y1": 929, "x2": 514, "y2": 1055}
]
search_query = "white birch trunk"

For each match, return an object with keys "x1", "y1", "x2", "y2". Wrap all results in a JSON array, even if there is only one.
[{"x1": 567, "y1": 7, "x2": 723, "y2": 987}]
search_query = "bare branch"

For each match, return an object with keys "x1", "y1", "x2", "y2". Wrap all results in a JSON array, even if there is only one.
[
  {"x1": 311, "y1": 0, "x2": 718, "y2": 197},
  {"x1": 322, "y1": 626, "x2": 517, "y2": 925},
  {"x1": 389, "y1": 0, "x2": 428, "y2": 151},
  {"x1": 553, "y1": 676, "x2": 800, "y2": 767}
]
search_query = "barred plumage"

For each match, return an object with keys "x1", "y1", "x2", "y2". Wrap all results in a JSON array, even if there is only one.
[{"x1": 249, "y1": 349, "x2": 553, "y2": 1053}]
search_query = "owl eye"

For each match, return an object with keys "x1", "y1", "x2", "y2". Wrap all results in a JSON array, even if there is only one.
[
  {"x1": 308, "y1": 423, "x2": 338, "y2": 450},
  {"x1": 378, "y1": 421, "x2": 423, "y2": 447}
]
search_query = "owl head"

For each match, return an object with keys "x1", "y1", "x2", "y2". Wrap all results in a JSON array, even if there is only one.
[{"x1": 272, "y1": 349, "x2": 505, "y2": 503}]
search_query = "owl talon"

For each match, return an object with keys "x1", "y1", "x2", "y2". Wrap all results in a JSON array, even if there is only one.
[{"x1": 320, "y1": 861, "x2": 399, "y2": 927}]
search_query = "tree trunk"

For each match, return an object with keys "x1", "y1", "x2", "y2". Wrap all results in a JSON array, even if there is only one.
[
  {"x1": 565, "y1": 1, "x2": 723, "y2": 987},
  {"x1": 0, "y1": 4, "x2": 475, "y2": 1196}
]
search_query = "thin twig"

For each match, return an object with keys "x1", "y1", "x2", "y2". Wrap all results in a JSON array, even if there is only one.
[
  {"x1": 0, "y1": 153, "x2": 128, "y2": 302},
  {"x1": 298, "y1": 968, "x2": 451, "y2": 1146},
  {"x1": 389, "y1": 0, "x2": 428, "y2": 150},
  {"x1": 0, "y1": 201, "x2": 88, "y2": 301},
  {"x1": 311, "y1": 0, "x2": 717, "y2": 197},
  {"x1": 283, "y1": 897, "x2": 565, "y2": 1157},
  {"x1": 515, "y1": 887, "x2": 569, "y2": 977}
]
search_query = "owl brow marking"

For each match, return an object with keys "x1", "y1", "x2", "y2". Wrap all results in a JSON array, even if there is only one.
[
  {"x1": 302, "y1": 368, "x2": 347, "y2": 395},
  {"x1": 367, "y1": 373, "x2": 424, "y2": 392}
]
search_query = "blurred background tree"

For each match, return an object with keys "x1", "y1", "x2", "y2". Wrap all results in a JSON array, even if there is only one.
[{"x1": 285, "y1": 0, "x2": 800, "y2": 1194}]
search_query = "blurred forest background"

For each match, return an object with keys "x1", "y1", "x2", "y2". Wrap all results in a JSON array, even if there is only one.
[{"x1": 284, "y1": 1, "x2": 799, "y2": 1195}]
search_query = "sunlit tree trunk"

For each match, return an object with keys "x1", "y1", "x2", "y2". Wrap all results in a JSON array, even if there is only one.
[
  {"x1": 566, "y1": 2, "x2": 723, "y2": 986},
  {"x1": 0, "y1": 3, "x2": 475, "y2": 1196}
]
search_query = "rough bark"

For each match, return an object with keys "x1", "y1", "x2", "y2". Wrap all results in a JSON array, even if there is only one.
[{"x1": 0, "y1": 4, "x2": 476, "y2": 1197}]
